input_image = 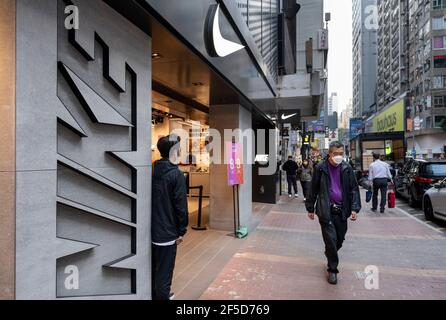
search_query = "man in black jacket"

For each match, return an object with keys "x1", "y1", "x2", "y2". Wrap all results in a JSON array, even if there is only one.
[
  {"x1": 152, "y1": 135, "x2": 188, "y2": 300},
  {"x1": 305, "y1": 141, "x2": 361, "y2": 285},
  {"x1": 282, "y1": 156, "x2": 299, "y2": 198}
]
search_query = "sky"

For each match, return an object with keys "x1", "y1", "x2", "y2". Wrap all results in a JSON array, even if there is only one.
[{"x1": 324, "y1": 0, "x2": 352, "y2": 113}]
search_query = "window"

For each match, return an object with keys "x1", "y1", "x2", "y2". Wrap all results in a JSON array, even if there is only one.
[
  {"x1": 425, "y1": 164, "x2": 446, "y2": 175},
  {"x1": 433, "y1": 75, "x2": 446, "y2": 88},
  {"x1": 432, "y1": 16, "x2": 446, "y2": 30},
  {"x1": 434, "y1": 55, "x2": 446, "y2": 68},
  {"x1": 434, "y1": 115, "x2": 446, "y2": 127},
  {"x1": 426, "y1": 116, "x2": 432, "y2": 128},
  {"x1": 433, "y1": 36, "x2": 446, "y2": 49},
  {"x1": 434, "y1": 0, "x2": 446, "y2": 10},
  {"x1": 433, "y1": 95, "x2": 446, "y2": 107}
]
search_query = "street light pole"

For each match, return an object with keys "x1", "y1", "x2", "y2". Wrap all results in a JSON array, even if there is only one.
[{"x1": 411, "y1": 96, "x2": 416, "y2": 158}]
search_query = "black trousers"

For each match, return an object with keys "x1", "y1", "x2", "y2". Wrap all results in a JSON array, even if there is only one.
[
  {"x1": 300, "y1": 181, "x2": 310, "y2": 199},
  {"x1": 287, "y1": 175, "x2": 298, "y2": 195},
  {"x1": 372, "y1": 178, "x2": 388, "y2": 211},
  {"x1": 319, "y1": 214, "x2": 348, "y2": 274},
  {"x1": 152, "y1": 243, "x2": 177, "y2": 300}
]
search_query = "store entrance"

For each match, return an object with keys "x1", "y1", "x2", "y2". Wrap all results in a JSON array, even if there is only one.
[{"x1": 151, "y1": 91, "x2": 210, "y2": 229}]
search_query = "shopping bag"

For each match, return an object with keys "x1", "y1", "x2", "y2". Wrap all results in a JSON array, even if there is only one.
[{"x1": 366, "y1": 190, "x2": 373, "y2": 203}]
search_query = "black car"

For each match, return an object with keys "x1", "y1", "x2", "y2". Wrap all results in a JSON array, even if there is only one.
[{"x1": 395, "y1": 159, "x2": 446, "y2": 207}]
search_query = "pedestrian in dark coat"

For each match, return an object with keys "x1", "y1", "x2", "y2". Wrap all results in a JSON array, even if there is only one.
[
  {"x1": 152, "y1": 135, "x2": 188, "y2": 300},
  {"x1": 305, "y1": 141, "x2": 361, "y2": 285},
  {"x1": 282, "y1": 156, "x2": 299, "y2": 198}
]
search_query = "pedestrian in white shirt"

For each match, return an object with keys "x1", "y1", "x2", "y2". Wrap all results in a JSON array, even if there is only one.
[{"x1": 368, "y1": 153, "x2": 393, "y2": 213}]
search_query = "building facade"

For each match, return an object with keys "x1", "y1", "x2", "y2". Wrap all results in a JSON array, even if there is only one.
[
  {"x1": 328, "y1": 92, "x2": 338, "y2": 115},
  {"x1": 406, "y1": 0, "x2": 446, "y2": 157},
  {"x1": 0, "y1": 0, "x2": 326, "y2": 300},
  {"x1": 376, "y1": 0, "x2": 410, "y2": 111},
  {"x1": 352, "y1": 0, "x2": 378, "y2": 118}
]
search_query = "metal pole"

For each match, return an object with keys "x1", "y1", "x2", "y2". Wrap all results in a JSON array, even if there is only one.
[
  {"x1": 191, "y1": 185, "x2": 207, "y2": 231},
  {"x1": 232, "y1": 185, "x2": 237, "y2": 237}
]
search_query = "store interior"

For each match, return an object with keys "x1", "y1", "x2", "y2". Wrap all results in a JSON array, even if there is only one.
[{"x1": 151, "y1": 90, "x2": 211, "y2": 221}]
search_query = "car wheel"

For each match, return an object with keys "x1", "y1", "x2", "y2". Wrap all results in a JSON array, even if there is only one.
[{"x1": 424, "y1": 197, "x2": 434, "y2": 221}]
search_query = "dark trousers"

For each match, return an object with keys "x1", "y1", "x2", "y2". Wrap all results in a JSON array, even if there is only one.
[
  {"x1": 372, "y1": 178, "x2": 388, "y2": 211},
  {"x1": 300, "y1": 181, "x2": 310, "y2": 199},
  {"x1": 319, "y1": 214, "x2": 348, "y2": 274},
  {"x1": 287, "y1": 175, "x2": 298, "y2": 195},
  {"x1": 152, "y1": 243, "x2": 177, "y2": 300}
]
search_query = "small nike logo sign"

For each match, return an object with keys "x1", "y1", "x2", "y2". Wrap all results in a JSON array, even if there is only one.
[
  {"x1": 205, "y1": 4, "x2": 245, "y2": 57},
  {"x1": 281, "y1": 113, "x2": 298, "y2": 120}
]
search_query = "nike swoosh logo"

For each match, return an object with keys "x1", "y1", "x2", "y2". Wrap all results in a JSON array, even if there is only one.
[
  {"x1": 281, "y1": 113, "x2": 298, "y2": 120},
  {"x1": 205, "y1": 5, "x2": 245, "y2": 57}
]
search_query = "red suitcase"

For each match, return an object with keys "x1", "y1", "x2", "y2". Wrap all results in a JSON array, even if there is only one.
[{"x1": 388, "y1": 191, "x2": 396, "y2": 208}]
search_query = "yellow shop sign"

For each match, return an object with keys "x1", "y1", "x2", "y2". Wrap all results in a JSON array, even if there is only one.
[{"x1": 372, "y1": 99, "x2": 405, "y2": 133}]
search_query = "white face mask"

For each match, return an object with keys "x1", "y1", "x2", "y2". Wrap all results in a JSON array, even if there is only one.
[{"x1": 332, "y1": 155, "x2": 344, "y2": 165}]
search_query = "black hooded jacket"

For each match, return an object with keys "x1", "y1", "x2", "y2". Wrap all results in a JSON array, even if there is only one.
[
  {"x1": 305, "y1": 159, "x2": 361, "y2": 223},
  {"x1": 152, "y1": 159, "x2": 188, "y2": 243}
]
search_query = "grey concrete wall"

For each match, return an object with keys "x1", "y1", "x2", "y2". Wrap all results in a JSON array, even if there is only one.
[
  {"x1": 0, "y1": 0, "x2": 16, "y2": 301},
  {"x1": 209, "y1": 104, "x2": 253, "y2": 232},
  {"x1": 296, "y1": 0, "x2": 324, "y2": 74},
  {"x1": 15, "y1": 0, "x2": 152, "y2": 299}
]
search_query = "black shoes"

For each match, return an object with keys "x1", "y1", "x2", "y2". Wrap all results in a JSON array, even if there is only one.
[
  {"x1": 380, "y1": 209, "x2": 385, "y2": 213},
  {"x1": 371, "y1": 208, "x2": 377, "y2": 212},
  {"x1": 327, "y1": 273, "x2": 337, "y2": 285}
]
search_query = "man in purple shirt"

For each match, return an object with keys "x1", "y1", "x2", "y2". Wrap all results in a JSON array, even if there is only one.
[{"x1": 305, "y1": 141, "x2": 361, "y2": 285}]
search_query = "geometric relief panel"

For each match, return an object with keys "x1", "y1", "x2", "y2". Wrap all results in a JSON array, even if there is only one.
[{"x1": 56, "y1": 0, "x2": 141, "y2": 298}]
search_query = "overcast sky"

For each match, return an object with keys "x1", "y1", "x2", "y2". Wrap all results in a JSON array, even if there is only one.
[{"x1": 324, "y1": 0, "x2": 352, "y2": 113}]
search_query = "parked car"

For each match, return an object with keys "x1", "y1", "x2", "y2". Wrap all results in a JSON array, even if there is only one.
[
  {"x1": 395, "y1": 159, "x2": 446, "y2": 207},
  {"x1": 423, "y1": 178, "x2": 446, "y2": 222}
]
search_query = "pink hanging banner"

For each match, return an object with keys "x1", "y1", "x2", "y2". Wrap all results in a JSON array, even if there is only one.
[{"x1": 226, "y1": 142, "x2": 244, "y2": 186}]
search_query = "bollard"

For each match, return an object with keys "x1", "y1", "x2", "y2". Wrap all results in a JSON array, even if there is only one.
[{"x1": 190, "y1": 185, "x2": 207, "y2": 231}]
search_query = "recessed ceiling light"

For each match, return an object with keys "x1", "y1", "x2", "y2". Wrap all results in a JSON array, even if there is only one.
[
  {"x1": 192, "y1": 82, "x2": 204, "y2": 87},
  {"x1": 152, "y1": 53, "x2": 162, "y2": 59}
]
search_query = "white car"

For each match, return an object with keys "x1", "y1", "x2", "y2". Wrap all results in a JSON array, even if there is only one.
[{"x1": 423, "y1": 178, "x2": 446, "y2": 222}]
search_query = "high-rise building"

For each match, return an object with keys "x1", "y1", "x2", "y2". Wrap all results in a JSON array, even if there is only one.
[
  {"x1": 328, "y1": 92, "x2": 338, "y2": 115},
  {"x1": 406, "y1": 0, "x2": 446, "y2": 157},
  {"x1": 352, "y1": 0, "x2": 378, "y2": 118},
  {"x1": 376, "y1": 0, "x2": 410, "y2": 111},
  {"x1": 339, "y1": 99, "x2": 353, "y2": 129}
]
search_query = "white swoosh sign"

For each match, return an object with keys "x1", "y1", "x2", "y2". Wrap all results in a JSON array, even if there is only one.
[
  {"x1": 205, "y1": 5, "x2": 245, "y2": 57},
  {"x1": 281, "y1": 113, "x2": 298, "y2": 120}
]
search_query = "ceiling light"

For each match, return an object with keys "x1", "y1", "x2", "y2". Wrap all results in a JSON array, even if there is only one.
[
  {"x1": 192, "y1": 82, "x2": 204, "y2": 87},
  {"x1": 152, "y1": 53, "x2": 162, "y2": 59}
]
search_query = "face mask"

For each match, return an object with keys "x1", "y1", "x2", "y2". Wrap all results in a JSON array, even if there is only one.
[{"x1": 332, "y1": 155, "x2": 343, "y2": 165}]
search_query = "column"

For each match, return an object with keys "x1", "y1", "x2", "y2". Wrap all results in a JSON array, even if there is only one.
[
  {"x1": 0, "y1": 0, "x2": 16, "y2": 300},
  {"x1": 209, "y1": 104, "x2": 253, "y2": 231}
]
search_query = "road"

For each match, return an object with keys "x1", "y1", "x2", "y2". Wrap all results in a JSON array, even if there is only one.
[{"x1": 395, "y1": 196, "x2": 446, "y2": 235}]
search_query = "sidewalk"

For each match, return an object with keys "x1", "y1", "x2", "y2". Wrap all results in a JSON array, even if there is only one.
[{"x1": 200, "y1": 190, "x2": 446, "y2": 300}]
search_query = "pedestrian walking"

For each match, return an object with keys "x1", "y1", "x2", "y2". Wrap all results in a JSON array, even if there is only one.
[
  {"x1": 152, "y1": 135, "x2": 189, "y2": 300},
  {"x1": 368, "y1": 153, "x2": 393, "y2": 213},
  {"x1": 282, "y1": 156, "x2": 299, "y2": 198},
  {"x1": 297, "y1": 159, "x2": 313, "y2": 201},
  {"x1": 305, "y1": 141, "x2": 361, "y2": 285}
]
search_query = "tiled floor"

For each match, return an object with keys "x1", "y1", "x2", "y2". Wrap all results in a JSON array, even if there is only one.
[
  {"x1": 171, "y1": 202, "x2": 273, "y2": 300},
  {"x1": 199, "y1": 190, "x2": 446, "y2": 300}
]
